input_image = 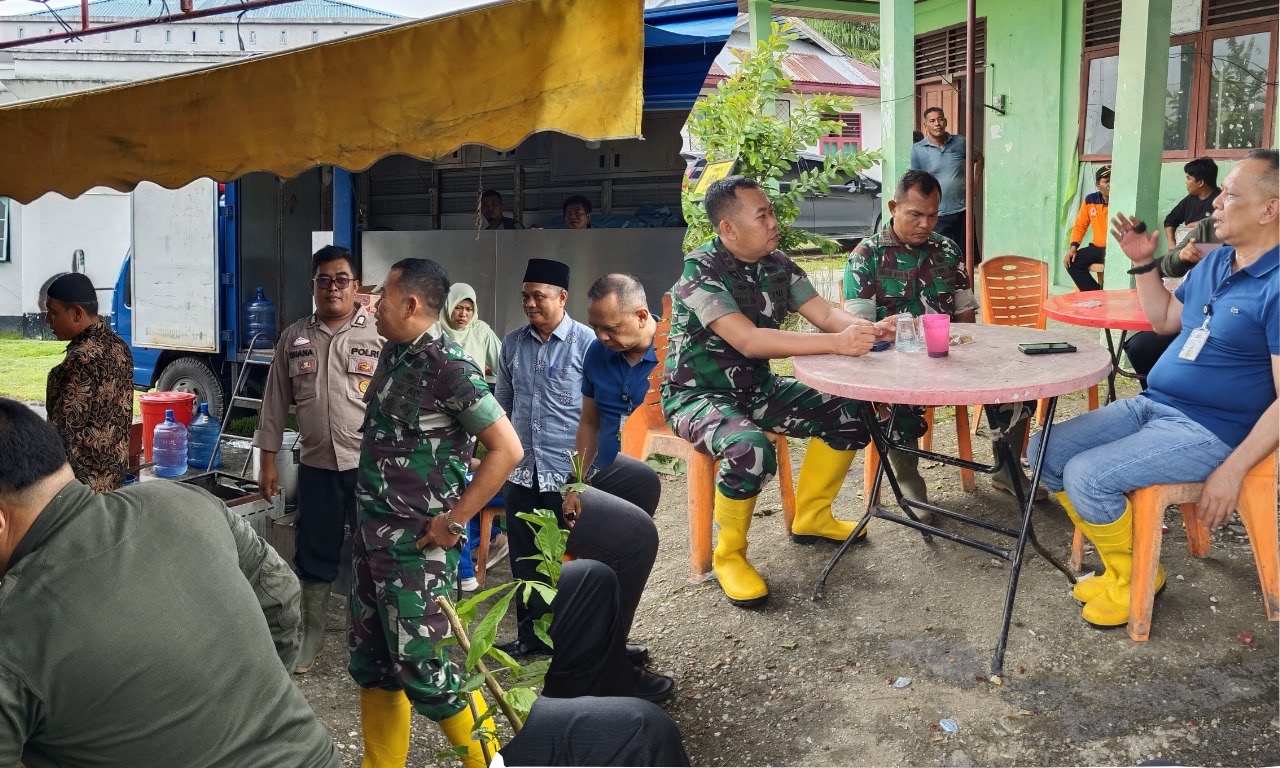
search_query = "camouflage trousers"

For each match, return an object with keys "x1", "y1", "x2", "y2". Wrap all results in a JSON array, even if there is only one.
[
  {"x1": 347, "y1": 522, "x2": 466, "y2": 722},
  {"x1": 663, "y1": 374, "x2": 869, "y2": 501},
  {"x1": 875, "y1": 401, "x2": 1034, "y2": 443}
]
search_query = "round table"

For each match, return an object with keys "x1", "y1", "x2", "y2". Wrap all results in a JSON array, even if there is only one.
[
  {"x1": 1043, "y1": 289, "x2": 1154, "y2": 403},
  {"x1": 792, "y1": 323, "x2": 1111, "y2": 678},
  {"x1": 1042, "y1": 289, "x2": 1153, "y2": 331},
  {"x1": 792, "y1": 323, "x2": 1112, "y2": 406}
]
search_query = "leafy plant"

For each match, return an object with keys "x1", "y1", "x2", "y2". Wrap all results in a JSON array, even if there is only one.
[
  {"x1": 435, "y1": 506, "x2": 569, "y2": 753},
  {"x1": 561, "y1": 450, "x2": 589, "y2": 495},
  {"x1": 682, "y1": 21, "x2": 882, "y2": 256}
]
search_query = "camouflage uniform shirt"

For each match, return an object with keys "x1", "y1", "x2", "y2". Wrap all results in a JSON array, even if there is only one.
[
  {"x1": 843, "y1": 221, "x2": 970, "y2": 319},
  {"x1": 357, "y1": 324, "x2": 504, "y2": 546},
  {"x1": 46, "y1": 321, "x2": 134, "y2": 492},
  {"x1": 662, "y1": 238, "x2": 818, "y2": 407}
]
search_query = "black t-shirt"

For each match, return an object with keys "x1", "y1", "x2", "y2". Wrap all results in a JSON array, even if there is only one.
[{"x1": 1164, "y1": 189, "x2": 1220, "y2": 228}]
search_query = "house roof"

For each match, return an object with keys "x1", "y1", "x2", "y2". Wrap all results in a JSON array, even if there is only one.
[
  {"x1": 707, "y1": 15, "x2": 880, "y2": 95},
  {"x1": 17, "y1": 0, "x2": 401, "y2": 20}
]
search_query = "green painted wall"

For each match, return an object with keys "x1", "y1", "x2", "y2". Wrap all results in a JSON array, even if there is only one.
[{"x1": 910, "y1": 0, "x2": 1239, "y2": 289}]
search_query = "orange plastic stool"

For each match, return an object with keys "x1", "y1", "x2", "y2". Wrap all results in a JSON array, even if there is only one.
[
  {"x1": 474, "y1": 505, "x2": 505, "y2": 589},
  {"x1": 646, "y1": 428, "x2": 795, "y2": 582},
  {"x1": 1126, "y1": 451, "x2": 1278, "y2": 641}
]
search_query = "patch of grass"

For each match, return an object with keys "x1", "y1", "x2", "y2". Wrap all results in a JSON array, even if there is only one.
[
  {"x1": 226, "y1": 413, "x2": 299, "y2": 437},
  {"x1": 0, "y1": 338, "x2": 145, "y2": 416},
  {"x1": 0, "y1": 339, "x2": 65, "y2": 402},
  {"x1": 793, "y1": 254, "x2": 849, "y2": 272}
]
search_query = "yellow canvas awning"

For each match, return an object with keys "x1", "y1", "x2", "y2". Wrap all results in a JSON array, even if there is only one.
[{"x1": 0, "y1": 0, "x2": 643, "y2": 203}]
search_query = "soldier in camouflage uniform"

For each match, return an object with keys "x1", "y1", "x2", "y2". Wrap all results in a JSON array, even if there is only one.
[
  {"x1": 662, "y1": 175, "x2": 894, "y2": 608},
  {"x1": 844, "y1": 170, "x2": 1041, "y2": 508},
  {"x1": 351, "y1": 258, "x2": 523, "y2": 768}
]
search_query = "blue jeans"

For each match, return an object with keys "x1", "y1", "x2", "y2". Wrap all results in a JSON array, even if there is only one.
[{"x1": 1029, "y1": 396, "x2": 1234, "y2": 524}]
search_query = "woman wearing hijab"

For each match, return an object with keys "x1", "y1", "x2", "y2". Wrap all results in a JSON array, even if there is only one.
[
  {"x1": 443, "y1": 283, "x2": 508, "y2": 590},
  {"x1": 442, "y1": 283, "x2": 502, "y2": 386}
]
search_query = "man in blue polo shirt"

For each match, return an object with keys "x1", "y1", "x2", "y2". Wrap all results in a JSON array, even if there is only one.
[
  {"x1": 560, "y1": 274, "x2": 667, "y2": 689},
  {"x1": 564, "y1": 274, "x2": 663, "y2": 517},
  {"x1": 1031, "y1": 149, "x2": 1278, "y2": 629}
]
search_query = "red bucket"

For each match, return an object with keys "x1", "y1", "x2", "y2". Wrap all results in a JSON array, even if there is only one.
[{"x1": 138, "y1": 391, "x2": 197, "y2": 462}]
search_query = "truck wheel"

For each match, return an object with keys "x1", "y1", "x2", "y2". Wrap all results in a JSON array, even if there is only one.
[{"x1": 156, "y1": 358, "x2": 226, "y2": 421}]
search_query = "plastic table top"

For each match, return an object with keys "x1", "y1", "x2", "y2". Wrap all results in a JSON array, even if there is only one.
[
  {"x1": 791, "y1": 324, "x2": 1112, "y2": 407},
  {"x1": 1042, "y1": 289, "x2": 1155, "y2": 332}
]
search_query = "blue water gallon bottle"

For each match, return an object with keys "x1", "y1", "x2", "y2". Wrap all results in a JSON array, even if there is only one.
[
  {"x1": 187, "y1": 402, "x2": 222, "y2": 470},
  {"x1": 244, "y1": 286, "x2": 277, "y2": 349},
  {"x1": 153, "y1": 409, "x2": 189, "y2": 478}
]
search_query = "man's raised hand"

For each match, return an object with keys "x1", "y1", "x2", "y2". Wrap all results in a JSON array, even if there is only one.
[{"x1": 1110, "y1": 213, "x2": 1160, "y2": 265}]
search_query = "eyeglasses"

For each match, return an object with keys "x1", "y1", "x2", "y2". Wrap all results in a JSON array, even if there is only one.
[{"x1": 313, "y1": 276, "x2": 354, "y2": 289}]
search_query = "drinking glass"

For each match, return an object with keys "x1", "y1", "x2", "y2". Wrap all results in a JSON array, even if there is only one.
[
  {"x1": 894, "y1": 315, "x2": 923, "y2": 353},
  {"x1": 922, "y1": 314, "x2": 951, "y2": 358}
]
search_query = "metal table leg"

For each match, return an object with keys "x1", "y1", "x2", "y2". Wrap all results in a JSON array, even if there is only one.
[
  {"x1": 808, "y1": 398, "x2": 1077, "y2": 679},
  {"x1": 1102, "y1": 329, "x2": 1121, "y2": 404},
  {"x1": 988, "y1": 396, "x2": 1064, "y2": 679},
  {"x1": 813, "y1": 408, "x2": 926, "y2": 600}
]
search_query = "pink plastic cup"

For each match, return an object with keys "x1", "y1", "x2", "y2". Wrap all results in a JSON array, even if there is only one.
[{"x1": 922, "y1": 314, "x2": 951, "y2": 358}]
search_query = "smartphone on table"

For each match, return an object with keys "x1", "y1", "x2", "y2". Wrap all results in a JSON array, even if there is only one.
[{"x1": 1018, "y1": 342, "x2": 1077, "y2": 355}]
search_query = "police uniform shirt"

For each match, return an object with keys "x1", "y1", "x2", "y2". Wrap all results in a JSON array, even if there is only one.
[{"x1": 252, "y1": 304, "x2": 384, "y2": 471}]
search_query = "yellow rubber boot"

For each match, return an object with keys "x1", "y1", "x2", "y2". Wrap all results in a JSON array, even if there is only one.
[
  {"x1": 713, "y1": 491, "x2": 769, "y2": 607},
  {"x1": 1074, "y1": 506, "x2": 1139, "y2": 628},
  {"x1": 438, "y1": 693, "x2": 491, "y2": 768},
  {"x1": 358, "y1": 687, "x2": 411, "y2": 768},
  {"x1": 1058, "y1": 492, "x2": 1114, "y2": 604},
  {"x1": 790, "y1": 438, "x2": 864, "y2": 544},
  {"x1": 1059, "y1": 493, "x2": 1163, "y2": 606}
]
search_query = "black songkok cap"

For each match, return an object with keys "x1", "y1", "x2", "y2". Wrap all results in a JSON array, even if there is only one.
[
  {"x1": 522, "y1": 258, "x2": 571, "y2": 290},
  {"x1": 46, "y1": 272, "x2": 97, "y2": 304}
]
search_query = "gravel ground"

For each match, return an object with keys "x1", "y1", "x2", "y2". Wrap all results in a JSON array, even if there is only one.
[{"x1": 292, "y1": 386, "x2": 1280, "y2": 767}]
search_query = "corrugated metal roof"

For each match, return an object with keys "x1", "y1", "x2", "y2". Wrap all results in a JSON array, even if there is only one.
[
  {"x1": 19, "y1": 0, "x2": 401, "y2": 20},
  {"x1": 782, "y1": 52, "x2": 847, "y2": 85}
]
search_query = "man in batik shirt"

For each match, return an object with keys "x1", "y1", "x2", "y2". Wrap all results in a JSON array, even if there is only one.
[{"x1": 43, "y1": 272, "x2": 133, "y2": 492}]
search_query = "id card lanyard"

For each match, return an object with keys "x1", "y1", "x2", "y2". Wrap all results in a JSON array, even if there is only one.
[
  {"x1": 1178, "y1": 306, "x2": 1211, "y2": 361},
  {"x1": 1179, "y1": 266, "x2": 1238, "y2": 361}
]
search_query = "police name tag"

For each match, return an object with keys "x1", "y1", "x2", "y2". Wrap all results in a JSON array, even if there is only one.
[{"x1": 1179, "y1": 327, "x2": 1209, "y2": 361}]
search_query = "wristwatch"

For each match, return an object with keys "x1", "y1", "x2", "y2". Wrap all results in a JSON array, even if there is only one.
[{"x1": 443, "y1": 515, "x2": 467, "y2": 536}]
